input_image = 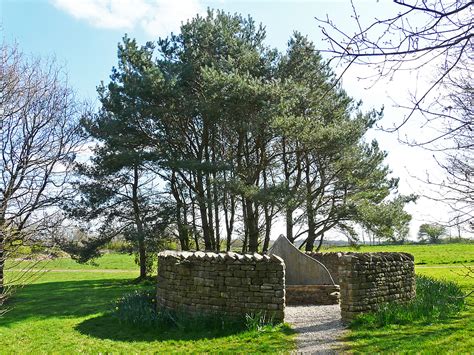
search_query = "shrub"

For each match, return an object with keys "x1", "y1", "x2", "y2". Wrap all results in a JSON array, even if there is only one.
[
  {"x1": 112, "y1": 290, "x2": 278, "y2": 332},
  {"x1": 351, "y1": 275, "x2": 465, "y2": 328},
  {"x1": 113, "y1": 290, "x2": 158, "y2": 327},
  {"x1": 245, "y1": 312, "x2": 277, "y2": 332},
  {"x1": 103, "y1": 240, "x2": 134, "y2": 253}
]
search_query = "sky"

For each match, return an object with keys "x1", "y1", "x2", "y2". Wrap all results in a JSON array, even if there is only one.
[{"x1": 1, "y1": 0, "x2": 460, "y2": 240}]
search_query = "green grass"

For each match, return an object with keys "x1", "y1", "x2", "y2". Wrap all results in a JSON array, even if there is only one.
[
  {"x1": 6, "y1": 252, "x2": 138, "y2": 271},
  {"x1": 0, "y1": 269, "x2": 295, "y2": 353},
  {"x1": 343, "y1": 264, "x2": 474, "y2": 353},
  {"x1": 324, "y1": 243, "x2": 474, "y2": 265},
  {"x1": 351, "y1": 275, "x2": 465, "y2": 328},
  {"x1": 3, "y1": 244, "x2": 473, "y2": 353}
]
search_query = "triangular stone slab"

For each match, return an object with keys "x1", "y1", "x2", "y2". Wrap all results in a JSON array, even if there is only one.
[{"x1": 268, "y1": 235, "x2": 335, "y2": 285}]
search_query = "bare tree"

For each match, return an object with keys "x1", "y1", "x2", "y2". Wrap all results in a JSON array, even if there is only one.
[
  {"x1": 0, "y1": 43, "x2": 83, "y2": 312},
  {"x1": 317, "y1": 0, "x2": 472, "y2": 134},
  {"x1": 425, "y1": 72, "x2": 473, "y2": 226},
  {"x1": 316, "y1": 0, "x2": 473, "y2": 225}
]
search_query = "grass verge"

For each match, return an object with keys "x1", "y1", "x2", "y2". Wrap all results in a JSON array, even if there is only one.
[
  {"x1": 0, "y1": 271, "x2": 295, "y2": 353},
  {"x1": 351, "y1": 275, "x2": 465, "y2": 328},
  {"x1": 344, "y1": 266, "x2": 474, "y2": 353}
]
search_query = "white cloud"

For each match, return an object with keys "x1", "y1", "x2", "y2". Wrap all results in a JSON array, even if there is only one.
[{"x1": 51, "y1": 0, "x2": 204, "y2": 36}]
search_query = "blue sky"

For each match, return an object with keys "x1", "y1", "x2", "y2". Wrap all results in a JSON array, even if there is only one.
[
  {"x1": 2, "y1": 2, "x2": 309, "y2": 99},
  {"x1": 1, "y1": 0, "x2": 390, "y2": 102},
  {"x1": 1, "y1": 0, "x2": 453, "y2": 238}
]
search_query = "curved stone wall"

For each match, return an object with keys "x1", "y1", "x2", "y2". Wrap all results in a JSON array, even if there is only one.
[
  {"x1": 157, "y1": 251, "x2": 285, "y2": 322},
  {"x1": 156, "y1": 249, "x2": 415, "y2": 323},
  {"x1": 338, "y1": 252, "x2": 416, "y2": 322}
]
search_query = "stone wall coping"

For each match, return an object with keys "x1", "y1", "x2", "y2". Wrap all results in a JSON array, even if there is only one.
[
  {"x1": 158, "y1": 250, "x2": 284, "y2": 263},
  {"x1": 306, "y1": 251, "x2": 415, "y2": 261},
  {"x1": 305, "y1": 252, "x2": 345, "y2": 257},
  {"x1": 339, "y1": 252, "x2": 414, "y2": 262},
  {"x1": 307, "y1": 251, "x2": 414, "y2": 262}
]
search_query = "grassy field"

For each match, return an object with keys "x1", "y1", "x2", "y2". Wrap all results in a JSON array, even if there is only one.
[
  {"x1": 6, "y1": 252, "x2": 138, "y2": 271},
  {"x1": 338, "y1": 244, "x2": 474, "y2": 353},
  {"x1": 324, "y1": 242, "x2": 474, "y2": 265},
  {"x1": 1, "y1": 260, "x2": 295, "y2": 353},
  {"x1": 2, "y1": 244, "x2": 473, "y2": 353}
]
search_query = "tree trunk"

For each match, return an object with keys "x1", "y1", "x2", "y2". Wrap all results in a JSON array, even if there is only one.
[
  {"x1": 132, "y1": 166, "x2": 147, "y2": 279},
  {"x1": 315, "y1": 233, "x2": 325, "y2": 252},
  {"x1": 241, "y1": 196, "x2": 248, "y2": 253},
  {"x1": 305, "y1": 205, "x2": 317, "y2": 251},
  {"x1": 190, "y1": 191, "x2": 200, "y2": 251},
  {"x1": 304, "y1": 156, "x2": 317, "y2": 252},
  {"x1": 0, "y1": 232, "x2": 4, "y2": 298},
  {"x1": 223, "y1": 187, "x2": 235, "y2": 252},
  {"x1": 246, "y1": 200, "x2": 259, "y2": 253},
  {"x1": 205, "y1": 172, "x2": 216, "y2": 249},
  {"x1": 262, "y1": 170, "x2": 272, "y2": 253},
  {"x1": 170, "y1": 172, "x2": 190, "y2": 251},
  {"x1": 177, "y1": 207, "x2": 190, "y2": 251},
  {"x1": 137, "y1": 238, "x2": 147, "y2": 279},
  {"x1": 196, "y1": 172, "x2": 213, "y2": 250},
  {"x1": 213, "y1": 178, "x2": 220, "y2": 252},
  {"x1": 211, "y1": 134, "x2": 221, "y2": 251},
  {"x1": 282, "y1": 137, "x2": 294, "y2": 242},
  {"x1": 286, "y1": 209, "x2": 294, "y2": 242},
  {"x1": 262, "y1": 206, "x2": 272, "y2": 253}
]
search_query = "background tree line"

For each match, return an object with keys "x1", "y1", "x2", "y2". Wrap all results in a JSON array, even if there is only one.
[{"x1": 61, "y1": 11, "x2": 414, "y2": 279}]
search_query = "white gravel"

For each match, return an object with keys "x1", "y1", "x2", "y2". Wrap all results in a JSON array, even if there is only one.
[{"x1": 285, "y1": 305, "x2": 347, "y2": 354}]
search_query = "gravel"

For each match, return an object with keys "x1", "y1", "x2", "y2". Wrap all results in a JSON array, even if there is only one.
[{"x1": 285, "y1": 305, "x2": 347, "y2": 354}]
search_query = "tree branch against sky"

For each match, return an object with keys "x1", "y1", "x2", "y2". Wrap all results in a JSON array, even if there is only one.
[
  {"x1": 316, "y1": 0, "x2": 473, "y2": 230},
  {"x1": 316, "y1": 0, "x2": 472, "y2": 140}
]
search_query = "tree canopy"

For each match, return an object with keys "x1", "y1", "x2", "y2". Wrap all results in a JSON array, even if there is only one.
[
  {"x1": 65, "y1": 10, "x2": 413, "y2": 272},
  {"x1": 418, "y1": 223, "x2": 446, "y2": 244}
]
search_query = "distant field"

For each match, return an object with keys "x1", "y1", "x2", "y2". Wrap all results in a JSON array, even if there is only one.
[
  {"x1": 7, "y1": 252, "x2": 138, "y2": 271},
  {"x1": 323, "y1": 243, "x2": 474, "y2": 265},
  {"x1": 7, "y1": 243, "x2": 474, "y2": 275}
]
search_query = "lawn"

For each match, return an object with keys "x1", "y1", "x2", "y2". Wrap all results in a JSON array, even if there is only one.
[
  {"x1": 2, "y1": 244, "x2": 473, "y2": 353},
  {"x1": 324, "y1": 242, "x2": 474, "y2": 265},
  {"x1": 338, "y1": 244, "x2": 474, "y2": 353},
  {"x1": 6, "y1": 252, "x2": 138, "y2": 271},
  {"x1": 0, "y1": 268, "x2": 295, "y2": 353}
]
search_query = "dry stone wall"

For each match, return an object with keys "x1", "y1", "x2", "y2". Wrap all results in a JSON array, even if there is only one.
[
  {"x1": 338, "y1": 252, "x2": 416, "y2": 322},
  {"x1": 306, "y1": 252, "x2": 343, "y2": 283},
  {"x1": 157, "y1": 251, "x2": 285, "y2": 322},
  {"x1": 286, "y1": 285, "x2": 340, "y2": 305}
]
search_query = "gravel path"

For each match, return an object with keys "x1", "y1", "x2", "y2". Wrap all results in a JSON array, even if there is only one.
[{"x1": 286, "y1": 305, "x2": 347, "y2": 354}]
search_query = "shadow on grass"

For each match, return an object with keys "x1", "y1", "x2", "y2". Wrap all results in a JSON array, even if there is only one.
[
  {"x1": 75, "y1": 313, "x2": 249, "y2": 342},
  {"x1": 0, "y1": 278, "x2": 141, "y2": 326},
  {"x1": 0, "y1": 277, "x2": 263, "y2": 342}
]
